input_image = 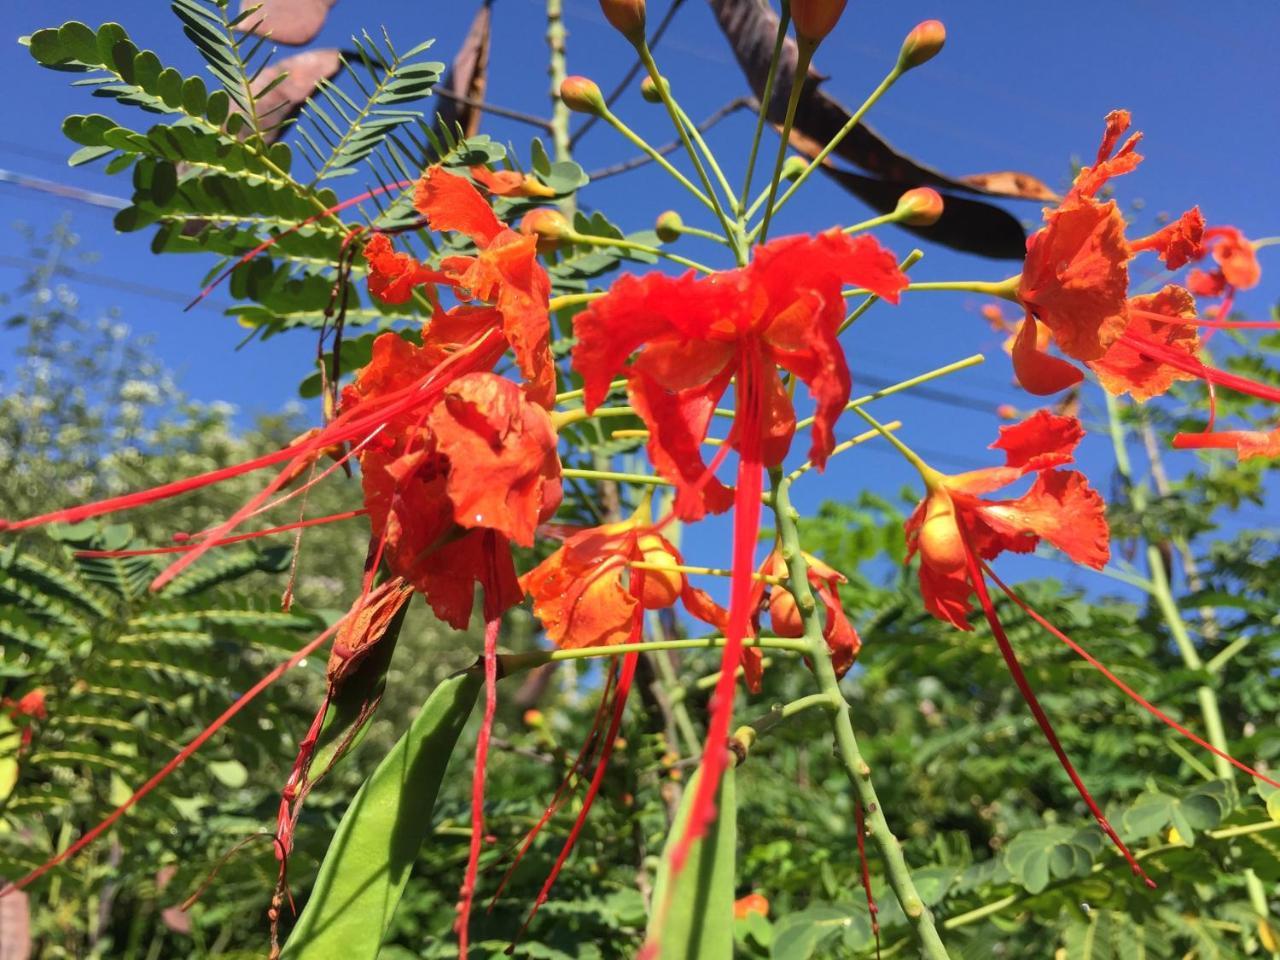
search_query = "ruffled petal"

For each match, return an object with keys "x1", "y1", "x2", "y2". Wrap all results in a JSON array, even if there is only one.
[
  {"x1": 990, "y1": 410, "x2": 1083, "y2": 472},
  {"x1": 976, "y1": 469, "x2": 1110, "y2": 570},
  {"x1": 415, "y1": 166, "x2": 504, "y2": 247},
  {"x1": 428, "y1": 373, "x2": 562, "y2": 547},
  {"x1": 1090, "y1": 285, "x2": 1201, "y2": 402},
  {"x1": 917, "y1": 561, "x2": 973, "y2": 631},
  {"x1": 1070, "y1": 110, "x2": 1143, "y2": 199},
  {"x1": 1129, "y1": 207, "x2": 1205, "y2": 270},
  {"x1": 1021, "y1": 198, "x2": 1130, "y2": 361},
  {"x1": 363, "y1": 234, "x2": 452, "y2": 304}
]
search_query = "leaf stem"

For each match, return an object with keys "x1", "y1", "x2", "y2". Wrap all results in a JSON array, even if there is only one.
[
  {"x1": 738, "y1": 4, "x2": 791, "y2": 209},
  {"x1": 565, "y1": 230, "x2": 716, "y2": 274},
  {"x1": 770, "y1": 469, "x2": 952, "y2": 959}
]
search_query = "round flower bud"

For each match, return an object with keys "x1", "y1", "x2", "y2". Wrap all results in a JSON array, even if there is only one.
[
  {"x1": 897, "y1": 20, "x2": 946, "y2": 72},
  {"x1": 655, "y1": 210, "x2": 683, "y2": 243},
  {"x1": 560, "y1": 75, "x2": 606, "y2": 116},
  {"x1": 894, "y1": 187, "x2": 944, "y2": 227},
  {"x1": 996, "y1": 403, "x2": 1019, "y2": 420},
  {"x1": 636, "y1": 533, "x2": 683, "y2": 609},
  {"x1": 520, "y1": 208, "x2": 571, "y2": 242},
  {"x1": 917, "y1": 492, "x2": 966, "y2": 575},
  {"x1": 768, "y1": 587, "x2": 804, "y2": 638},
  {"x1": 599, "y1": 0, "x2": 646, "y2": 43},
  {"x1": 781, "y1": 155, "x2": 809, "y2": 181},
  {"x1": 640, "y1": 75, "x2": 669, "y2": 103},
  {"x1": 791, "y1": 0, "x2": 848, "y2": 44}
]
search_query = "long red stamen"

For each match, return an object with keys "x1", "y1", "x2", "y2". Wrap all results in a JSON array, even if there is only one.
[
  {"x1": 962, "y1": 545, "x2": 1154, "y2": 887},
  {"x1": 1121, "y1": 331, "x2": 1280, "y2": 405},
  {"x1": 855, "y1": 800, "x2": 880, "y2": 958},
  {"x1": 518, "y1": 649, "x2": 640, "y2": 936},
  {"x1": 670, "y1": 355, "x2": 765, "y2": 877},
  {"x1": 1172, "y1": 430, "x2": 1254, "y2": 451},
  {"x1": 0, "y1": 582, "x2": 397, "y2": 895},
  {"x1": 984, "y1": 563, "x2": 1280, "y2": 789},
  {"x1": 73, "y1": 509, "x2": 368, "y2": 558},
  {"x1": 185, "y1": 180, "x2": 414, "y2": 310},
  {"x1": 488, "y1": 666, "x2": 619, "y2": 908},
  {"x1": 455, "y1": 616, "x2": 501, "y2": 959},
  {"x1": 1128, "y1": 308, "x2": 1278, "y2": 331}
]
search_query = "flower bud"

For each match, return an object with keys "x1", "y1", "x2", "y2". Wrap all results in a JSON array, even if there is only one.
[
  {"x1": 560, "y1": 75, "x2": 606, "y2": 116},
  {"x1": 640, "y1": 75, "x2": 669, "y2": 103},
  {"x1": 523, "y1": 708, "x2": 544, "y2": 727},
  {"x1": 636, "y1": 533, "x2": 683, "y2": 609},
  {"x1": 897, "y1": 20, "x2": 946, "y2": 72},
  {"x1": 768, "y1": 588, "x2": 804, "y2": 638},
  {"x1": 917, "y1": 492, "x2": 966, "y2": 575},
  {"x1": 791, "y1": 0, "x2": 848, "y2": 44},
  {"x1": 781, "y1": 155, "x2": 809, "y2": 181},
  {"x1": 894, "y1": 187, "x2": 944, "y2": 226},
  {"x1": 655, "y1": 210, "x2": 683, "y2": 243},
  {"x1": 520, "y1": 208, "x2": 571, "y2": 242},
  {"x1": 599, "y1": 0, "x2": 646, "y2": 43}
]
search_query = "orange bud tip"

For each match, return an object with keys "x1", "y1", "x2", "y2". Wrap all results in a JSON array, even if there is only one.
[
  {"x1": 918, "y1": 493, "x2": 967, "y2": 575},
  {"x1": 599, "y1": 0, "x2": 646, "y2": 43},
  {"x1": 639, "y1": 75, "x2": 669, "y2": 104},
  {"x1": 560, "y1": 76, "x2": 606, "y2": 116},
  {"x1": 791, "y1": 0, "x2": 848, "y2": 44},
  {"x1": 898, "y1": 20, "x2": 946, "y2": 72},
  {"x1": 894, "y1": 187, "x2": 944, "y2": 227},
  {"x1": 520, "y1": 208, "x2": 571, "y2": 243},
  {"x1": 655, "y1": 210, "x2": 683, "y2": 243},
  {"x1": 996, "y1": 403, "x2": 1019, "y2": 420}
]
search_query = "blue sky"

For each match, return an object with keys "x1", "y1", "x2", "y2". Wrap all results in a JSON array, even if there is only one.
[{"x1": 2, "y1": 1, "x2": 1278, "y2": 598}]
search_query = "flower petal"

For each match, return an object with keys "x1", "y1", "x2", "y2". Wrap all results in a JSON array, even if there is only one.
[
  {"x1": 415, "y1": 166, "x2": 504, "y2": 247},
  {"x1": 1090, "y1": 285, "x2": 1201, "y2": 401},
  {"x1": 1011, "y1": 316, "x2": 1085, "y2": 396},
  {"x1": 976, "y1": 469, "x2": 1110, "y2": 570}
]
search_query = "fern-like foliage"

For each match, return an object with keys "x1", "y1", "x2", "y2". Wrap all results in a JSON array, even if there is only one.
[
  {"x1": 23, "y1": 12, "x2": 596, "y2": 352},
  {"x1": 0, "y1": 521, "x2": 324, "y2": 910}
]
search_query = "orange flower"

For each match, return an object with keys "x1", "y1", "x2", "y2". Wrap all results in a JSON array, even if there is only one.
[
  {"x1": 468, "y1": 164, "x2": 556, "y2": 199},
  {"x1": 362, "y1": 166, "x2": 556, "y2": 408},
  {"x1": 740, "y1": 549, "x2": 861, "y2": 691},
  {"x1": 521, "y1": 520, "x2": 726, "y2": 649},
  {"x1": 1087, "y1": 286, "x2": 1201, "y2": 401},
  {"x1": 344, "y1": 337, "x2": 561, "y2": 627},
  {"x1": 571, "y1": 231, "x2": 907, "y2": 520},
  {"x1": 1187, "y1": 225, "x2": 1262, "y2": 296},
  {"x1": 1173, "y1": 426, "x2": 1280, "y2": 462},
  {"x1": 1013, "y1": 112, "x2": 1205, "y2": 396},
  {"x1": 905, "y1": 411, "x2": 1108, "y2": 629},
  {"x1": 734, "y1": 892, "x2": 770, "y2": 920}
]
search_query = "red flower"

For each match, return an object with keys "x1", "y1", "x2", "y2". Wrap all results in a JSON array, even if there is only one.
[
  {"x1": 905, "y1": 411, "x2": 1108, "y2": 629},
  {"x1": 733, "y1": 892, "x2": 770, "y2": 920},
  {"x1": 1087, "y1": 286, "x2": 1201, "y2": 401},
  {"x1": 363, "y1": 166, "x2": 556, "y2": 408},
  {"x1": 1187, "y1": 225, "x2": 1262, "y2": 296},
  {"x1": 740, "y1": 549, "x2": 861, "y2": 691},
  {"x1": 521, "y1": 519, "x2": 726, "y2": 649},
  {"x1": 571, "y1": 231, "x2": 907, "y2": 520},
  {"x1": 1013, "y1": 111, "x2": 1204, "y2": 395},
  {"x1": 468, "y1": 164, "x2": 556, "y2": 198},
  {"x1": 343, "y1": 337, "x2": 562, "y2": 627}
]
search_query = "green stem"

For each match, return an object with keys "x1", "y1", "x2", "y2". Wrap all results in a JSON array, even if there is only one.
[
  {"x1": 667, "y1": 222, "x2": 731, "y2": 245},
  {"x1": 566, "y1": 230, "x2": 715, "y2": 273},
  {"x1": 561, "y1": 467, "x2": 672, "y2": 487},
  {"x1": 635, "y1": 42, "x2": 742, "y2": 260},
  {"x1": 672, "y1": 100, "x2": 739, "y2": 215},
  {"x1": 645, "y1": 612, "x2": 702, "y2": 754},
  {"x1": 548, "y1": 291, "x2": 606, "y2": 312},
  {"x1": 499, "y1": 634, "x2": 811, "y2": 675},
  {"x1": 867, "y1": 277, "x2": 1022, "y2": 300},
  {"x1": 771, "y1": 469, "x2": 952, "y2": 960},
  {"x1": 842, "y1": 212, "x2": 899, "y2": 235},
  {"x1": 785, "y1": 422, "x2": 900, "y2": 483},
  {"x1": 599, "y1": 110, "x2": 716, "y2": 212},
  {"x1": 796, "y1": 354, "x2": 986, "y2": 430},
  {"x1": 739, "y1": 4, "x2": 790, "y2": 209},
  {"x1": 755, "y1": 40, "x2": 814, "y2": 246},
  {"x1": 850, "y1": 406, "x2": 942, "y2": 486},
  {"x1": 839, "y1": 249, "x2": 924, "y2": 334},
  {"x1": 756, "y1": 65, "x2": 902, "y2": 233}
]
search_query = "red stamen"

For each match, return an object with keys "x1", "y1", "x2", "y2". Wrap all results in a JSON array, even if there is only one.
[
  {"x1": 669, "y1": 353, "x2": 765, "y2": 877},
  {"x1": 0, "y1": 582, "x2": 397, "y2": 895},
  {"x1": 73, "y1": 509, "x2": 368, "y2": 558},
  {"x1": 185, "y1": 180, "x2": 414, "y2": 311},
  {"x1": 455, "y1": 616, "x2": 501, "y2": 959},
  {"x1": 1172, "y1": 431, "x2": 1254, "y2": 451},
  {"x1": 1121, "y1": 331, "x2": 1280, "y2": 405},
  {"x1": 984, "y1": 563, "x2": 1280, "y2": 790},
  {"x1": 518, "y1": 649, "x2": 640, "y2": 936},
  {"x1": 855, "y1": 800, "x2": 880, "y2": 958},
  {"x1": 962, "y1": 544, "x2": 1155, "y2": 887},
  {"x1": 1128, "y1": 308, "x2": 1278, "y2": 331},
  {"x1": 488, "y1": 667, "x2": 619, "y2": 908}
]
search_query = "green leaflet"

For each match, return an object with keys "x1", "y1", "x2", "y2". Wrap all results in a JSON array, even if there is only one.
[
  {"x1": 280, "y1": 667, "x2": 482, "y2": 959},
  {"x1": 645, "y1": 764, "x2": 737, "y2": 960}
]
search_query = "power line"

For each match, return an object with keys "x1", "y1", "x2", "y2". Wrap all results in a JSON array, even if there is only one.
[
  {"x1": 0, "y1": 254, "x2": 230, "y2": 313},
  {"x1": 0, "y1": 168, "x2": 128, "y2": 211}
]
